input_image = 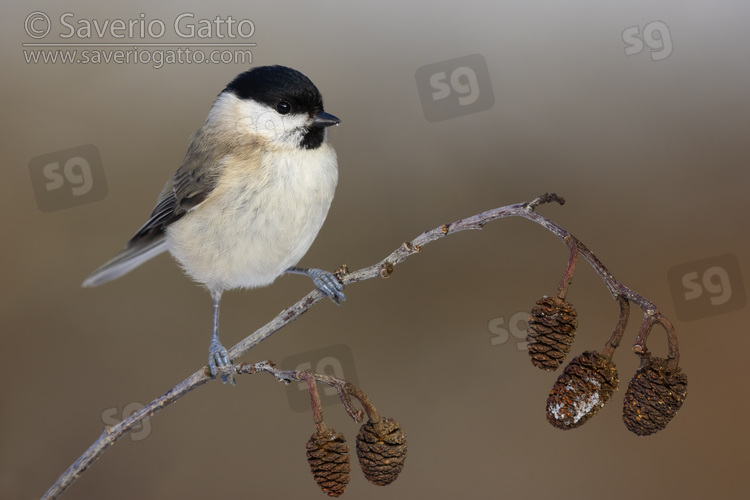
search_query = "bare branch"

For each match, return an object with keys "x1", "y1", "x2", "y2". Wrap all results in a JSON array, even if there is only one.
[{"x1": 41, "y1": 193, "x2": 678, "y2": 499}]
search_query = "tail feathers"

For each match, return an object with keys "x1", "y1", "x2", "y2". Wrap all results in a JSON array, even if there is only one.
[{"x1": 82, "y1": 236, "x2": 168, "y2": 287}]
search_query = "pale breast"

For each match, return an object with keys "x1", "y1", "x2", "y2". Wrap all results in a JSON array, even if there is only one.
[{"x1": 166, "y1": 143, "x2": 338, "y2": 293}]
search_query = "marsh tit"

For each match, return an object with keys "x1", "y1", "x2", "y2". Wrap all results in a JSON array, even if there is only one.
[{"x1": 83, "y1": 65, "x2": 345, "y2": 384}]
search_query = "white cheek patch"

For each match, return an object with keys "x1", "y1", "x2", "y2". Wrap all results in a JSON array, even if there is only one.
[{"x1": 227, "y1": 96, "x2": 309, "y2": 146}]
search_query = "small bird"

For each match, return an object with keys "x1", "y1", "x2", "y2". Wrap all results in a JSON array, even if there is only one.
[{"x1": 83, "y1": 65, "x2": 345, "y2": 384}]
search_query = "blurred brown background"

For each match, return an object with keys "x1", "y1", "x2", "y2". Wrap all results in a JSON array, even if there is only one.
[{"x1": 2, "y1": 1, "x2": 749, "y2": 499}]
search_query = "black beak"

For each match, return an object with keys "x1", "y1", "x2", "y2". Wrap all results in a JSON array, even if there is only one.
[{"x1": 312, "y1": 111, "x2": 341, "y2": 128}]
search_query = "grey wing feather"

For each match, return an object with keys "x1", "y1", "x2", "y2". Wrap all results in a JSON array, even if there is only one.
[
  {"x1": 81, "y1": 235, "x2": 168, "y2": 287},
  {"x1": 82, "y1": 128, "x2": 221, "y2": 288}
]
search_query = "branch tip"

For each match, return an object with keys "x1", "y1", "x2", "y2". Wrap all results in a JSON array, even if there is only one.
[{"x1": 526, "y1": 192, "x2": 565, "y2": 211}]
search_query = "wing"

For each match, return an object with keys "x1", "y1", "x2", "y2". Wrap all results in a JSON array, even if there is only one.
[
  {"x1": 130, "y1": 129, "x2": 223, "y2": 242},
  {"x1": 83, "y1": 129, "x2": 222, "y2": 287}
]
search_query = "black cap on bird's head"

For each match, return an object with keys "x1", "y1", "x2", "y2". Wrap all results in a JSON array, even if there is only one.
[{"x1": 224, "y1": 65, "x2": 339, "y2": 149}]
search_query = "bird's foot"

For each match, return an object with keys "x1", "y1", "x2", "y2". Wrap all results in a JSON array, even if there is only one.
[
  {"x1": 208, "y1": 339, "x2": 235, "y2": 385},
  {"x1": 306, "y1": 268, "x2": 346, "y2": 305},
  {"x1": 286, "y1": 266, "x2": 346, "y2": 304}
]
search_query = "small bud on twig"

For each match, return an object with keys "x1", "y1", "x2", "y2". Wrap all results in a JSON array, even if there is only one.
[{"x1": 380, "y1": 262, "x2": 394, "y2": 278}]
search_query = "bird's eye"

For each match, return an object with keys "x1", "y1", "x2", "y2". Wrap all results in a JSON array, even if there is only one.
[{"x1": 276, "y1": 101, "x2": 291, "y2": 115}]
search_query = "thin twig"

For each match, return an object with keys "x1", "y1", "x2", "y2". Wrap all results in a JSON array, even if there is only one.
[
  {"x1": 632, "y1": 313, "x2": 680, "y2": 369},
  {"x1": 237, "y1": 362, "x2": 375, "y2": 424},
  {"x1": 302, "y1": 372, "x2": 327, "y2": 433},
  {"x1": 41, "y1": 193, "x2": 675, "y2": 499},
  {"x1": 602, "y1": 296, "x2": 631, "y2": 360},
  {"x1": 556, "y1": 236, "x2": 579, "y2": 299}
]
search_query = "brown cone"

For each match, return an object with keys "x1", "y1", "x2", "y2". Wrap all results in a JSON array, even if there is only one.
[
  {"x1": 356, "y1": 417, "x2": 407, "y2": 486},
  {"x1": 623, "y1": 357, "x2": 688, "y2": 436},
  {"x1": 546, "y1": 350, "x2": 618, "y2": 429},
  {"x1": 306, "y1": 429, "x2": 351, "y2": 497},
  {"x1": 527, "y1": 296, "x2": 578, "y2": 371}
]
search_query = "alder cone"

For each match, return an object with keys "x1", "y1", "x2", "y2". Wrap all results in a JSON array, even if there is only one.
[
  {"x1": 527, "y1": 296, "x2": 578, "y2": 371},
  {"x1": 623, "y1": 357, "x2": 688, "y2": 436},
  {"x1": 306, "y1": 429, "x2": 351, "y2": 497},
  {"x1": 356, "y1": 418, "x2": 407, "y2": 486},
  {"x1": 546, "y1": 350, "x2": 618, "y2": 429}
]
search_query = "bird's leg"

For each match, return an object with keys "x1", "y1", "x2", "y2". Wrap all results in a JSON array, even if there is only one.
[
  {"x1": 285, "y1": 267, "x2": 346, "y2": 304},
  {"x1": 208, "y1": 291, "x2": 234, "y2": 385}
]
